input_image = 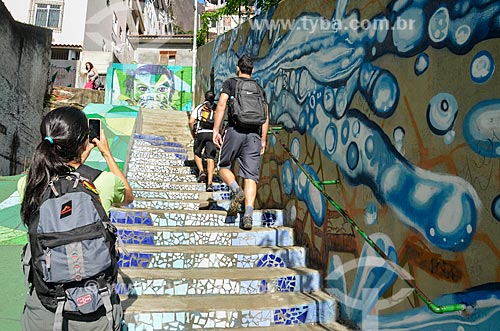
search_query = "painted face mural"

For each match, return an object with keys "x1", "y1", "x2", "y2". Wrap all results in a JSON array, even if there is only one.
[
  {"x1": 132, "y1": 65, "x2": 175, "y2": 109},
  {"x1": 105, "y1": 64, "x2": 193, "y2": 111}
]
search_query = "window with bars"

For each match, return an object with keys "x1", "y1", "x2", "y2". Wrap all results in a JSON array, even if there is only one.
[{"x1": 34, "y1": 3, "x2": 62, "y2": 29}]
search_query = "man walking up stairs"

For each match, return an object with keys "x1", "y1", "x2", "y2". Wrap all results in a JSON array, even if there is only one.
[{"x1": 111, "y1": 109, "x2": 348, "y2": 330}]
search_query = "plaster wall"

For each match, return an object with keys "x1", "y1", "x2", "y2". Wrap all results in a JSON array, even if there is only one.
[{"x1": 0, "y1": 1, "x2": 51, "y2": 176}]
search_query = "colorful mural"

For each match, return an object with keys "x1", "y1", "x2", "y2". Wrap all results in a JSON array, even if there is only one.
[
  {"x1": 0, "y1": 174, "x2": 25, "y2": 245},
  {"x1": 105, "y1": 64, "x2": 192, "y2": 111},
  {"x1": 197, "y1": 0, "x2": 500, "y2": 329},
  {"x1": 50, "y1": 60, "x2": 77, "y2": 87},
  {"x1": 83, "y1": 103, "x2": 139, "y2": 171},
  {"x1": 0, "y1": 104, "x2": 139, "y2": 245}
]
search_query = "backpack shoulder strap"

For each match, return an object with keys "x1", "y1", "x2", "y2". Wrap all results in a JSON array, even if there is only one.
[
  {"x1": 76, "y1": 164, "x2": 102, "y2": 182},
  {"x1": 194, "y1": 102, "x2": 204, "y2": 121}
]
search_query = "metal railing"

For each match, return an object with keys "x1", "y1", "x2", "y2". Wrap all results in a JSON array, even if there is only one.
[{"x1": 269, "y1": 126, "x2": 467, "y2": 314}]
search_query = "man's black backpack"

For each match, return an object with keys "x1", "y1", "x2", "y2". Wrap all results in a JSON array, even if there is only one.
[
  {"x1": 198, "y1": 101, "x2": 216, "y2": 130},
  {"x1": 229, "y1": 78, "x2": 267, "y2": 129},
  {"x1": 23, "y1": 165, "x2": 119, "y2": 331}
]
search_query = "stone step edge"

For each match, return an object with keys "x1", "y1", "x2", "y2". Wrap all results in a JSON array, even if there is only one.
[
  {"x1": 121, "y1": 244, "x2": 303, "y2": 254},
  {"x1": 127, "y1": 182, "x2": 212, "y2": 187},
  {"x1": 211, "y1": 323, "x2": 350, "y2": 331},
  {"x1": 120, "y1": 290, "x2": 334, "y2": 313},
  {"x1": 111, "y1": 207, "x2": 284, "y2": 215},
  {"x1": 115, "y1": 224, "x2": 291, "y2": 233},
  {"x1": 118, "y1": 266, "x2": 319, "y2": 280}
]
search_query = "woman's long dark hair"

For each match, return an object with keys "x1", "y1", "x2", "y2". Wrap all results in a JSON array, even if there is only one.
[
  {"x1": 21, "y1": 107, "x2": 89, "y2": 224},
  {"x1": 86, "y1": 62, "x2": 94, "y2": 72}
]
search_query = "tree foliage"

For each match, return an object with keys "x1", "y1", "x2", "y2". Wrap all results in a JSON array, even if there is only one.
[{"x1": 197, "y1": 0, "x2": 280, "y2": 47}]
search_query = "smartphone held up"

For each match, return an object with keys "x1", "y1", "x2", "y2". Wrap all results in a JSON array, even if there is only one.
[{"x1": 88, "y1": 118, "x2": 101, "y2": 142}]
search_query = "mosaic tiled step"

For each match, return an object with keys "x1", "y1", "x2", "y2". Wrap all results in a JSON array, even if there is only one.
[
  {"x1": 116, "y1": 225, "x2": 294, "y2": 246},
  {"x1": 129, "y1": 150, "x2": 189, "y2": 162},
  {"x1": 129, "y1": 180, "x2": 229, "y2": 192},
  {"x1": 132, "y1": 189, "x2": 211, "y2": 200},
  {"x1": 127, "y1": 171, "x2": 198, "y2": 183},
  {"x1": 127, "y1": 172, "x2": 198, "y2": 184},
  {"x1": 128, "y1": 198, "x2": 212, "y2": 210},
  {"x1": 128, "y1": 157, "x2": 188, "y2": 166},
  {"x1": 211, "y1": 323, "x2": 350, "y2": 331},
  {"x1": 121, "y1": 291, "x2": 336, "y2": 330},
  {"x1": 212, "y1": 322, "x2": 351, "y2": 331},
  {"x1": 119, "y1": 244, "x2": 306, "y2": 269},
  {"x1": 135, "y1": 136, "x2": 192, "y2": 146},
  {"x1": 129, "y1": 180, "x2": 224, "y2": 192},
  {"x1": 110, "y1": 208, "x2": 285, "y2": 228},
  {"x1": 132, "y1": 141, "x2": 191, "y2": 150},
  {"x1": 116, "y1": 266, "x2": 322, "y2": 296},
  {"x1": 134, "y1": 133, "x2": 187, "y2": 145},
  {"x1": 131, "y1": 146, "x2": 188, "y2": 159},
  {"x1": 133, "y1": 137, "x2": 185, "y2": 148},
  {"x1": 131, "y1": 188, "x2": 230, "y2": 201},
  {"x1": 128, "y1": 164, "x2": 196, "y2": 175}
]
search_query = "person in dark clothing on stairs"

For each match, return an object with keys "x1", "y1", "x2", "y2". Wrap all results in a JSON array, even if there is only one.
[
  {"x1": 189, "y1": 90, "x2": 218, "y2": 192},
  {"x1": 212, "y1": 55, "x2": 269, "y2": 230}
]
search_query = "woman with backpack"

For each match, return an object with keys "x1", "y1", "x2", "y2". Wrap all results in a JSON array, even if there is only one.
[{"x1": 18, "y1": 106, "x2": 134, "y2": 331}]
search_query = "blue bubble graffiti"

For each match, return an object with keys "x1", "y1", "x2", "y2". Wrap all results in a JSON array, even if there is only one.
[
  {"x1": 207, "y1": 0, "x2": 497, "y2": 252},
  {"x1": 470, "y1": 50, "x2": 495, "y2": 84},
  {"x1": 463, "y1": 99, "x2": 500, "y2": 158},
  {"x1": 426, "y1": 93, "x2": 458, "y2": 136}
]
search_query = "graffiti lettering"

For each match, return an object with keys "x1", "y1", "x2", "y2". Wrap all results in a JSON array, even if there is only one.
[{"x1": 406, "y1": 242, "x2": 463, "y2": 283}]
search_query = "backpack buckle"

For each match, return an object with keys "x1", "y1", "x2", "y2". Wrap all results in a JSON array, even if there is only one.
[{"x1": 55, "y1": 285, "x2": 66, "y2": 301}]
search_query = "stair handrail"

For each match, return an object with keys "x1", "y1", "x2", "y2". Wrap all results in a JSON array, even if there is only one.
[{"x1": 268, "y1": 126, "x2": 467, "y2": 314}]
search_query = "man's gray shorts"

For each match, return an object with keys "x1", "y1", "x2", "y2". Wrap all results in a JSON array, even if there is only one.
[{"x1": 218, "y1": 126, "x2": 261, "y2": 182}]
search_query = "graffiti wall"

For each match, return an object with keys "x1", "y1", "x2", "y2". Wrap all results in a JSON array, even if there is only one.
[
  {"x1": 105, "y1": 64, "x2": 192, "y2": 111},
  {"x1": 197, "y1": 0, "x2": 500, "y2": 329},
  {"x1": 50, "y1": 60, "x2": 77, "y2": 87}
]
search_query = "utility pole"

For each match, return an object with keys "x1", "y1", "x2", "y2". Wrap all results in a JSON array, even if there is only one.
[
  {"x1": 192, "y1": 0, "x2": 198, "y2": 107},
  {"x1": 217, "y1": 0, "x2": 221, "y2": 35}
]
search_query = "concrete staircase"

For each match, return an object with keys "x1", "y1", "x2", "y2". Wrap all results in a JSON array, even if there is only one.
[{"x1": 112, "y1": 109, "x2": 347, "y2": 330}]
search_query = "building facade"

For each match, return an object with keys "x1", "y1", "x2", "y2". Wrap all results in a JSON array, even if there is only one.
[{"x1": 3, "y1": 0, "x2": 184, "y2": 87}]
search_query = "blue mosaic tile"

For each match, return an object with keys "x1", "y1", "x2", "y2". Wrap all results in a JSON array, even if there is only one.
[
  {"x1": 118, "y1": 229, "x2": 155, "y2": 245},
  {"x1": 119, "y1": 252, "x2": 153, "y2": 268},
  {"x1": 256, "y1": 254, "x2": 286, "y2": 268},
  {"x1": 278, "y1": 276, "x2": 297, "y2": 292},
  {"x1": 262, "y1": 211, "x2": 277, "y2": 227},
  {"x1": 110, "y1": 210, "x2": 126, "y2": 224},
  {"x1": 274, "y1": 306, "x2": 308, "y2": 325},
  {"x1": 133, "y1": 134, "x2": 166, "y2": 141},
  {"x1": 150, "y1": 141, "x2": 184, "y2": 148},
  {"x1": 159, "y1": 147, "x2": 188, "y2": 153},
  {"x1": 110, "y1": 210, "x2": 153, "y2": 225}
]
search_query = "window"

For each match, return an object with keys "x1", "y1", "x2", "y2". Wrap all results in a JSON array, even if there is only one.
[
  {"x1": 34, "y1": 3, "x2": 62, "y2": 29},
  {"x1": 50, "y1": 49, "x2": 80, "y2": 60},
  {"x1": 51, "y1": 49, "x2": 69, "y2": 60},
  {"x1": 159, "y1": 51, "x2": 176, "y2": 65}
]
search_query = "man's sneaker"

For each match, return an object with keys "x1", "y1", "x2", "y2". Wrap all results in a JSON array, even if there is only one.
[
  {"x1": 227, "y1": 190, "x2": 245, "y2": 216},
  {"x1": 197, "y1": 171, "x2": 207, "y2": 183},
  {"x1": 240, "y1": 215, "x2": 253, "y2": 230},
  {"x1": 206, "y1": 183, "x2": 214, "y2": 192}
]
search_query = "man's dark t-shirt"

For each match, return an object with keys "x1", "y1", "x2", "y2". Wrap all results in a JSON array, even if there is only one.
[{"x1": 221, "y1": 77, "x2": 267, "y2": 132}]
